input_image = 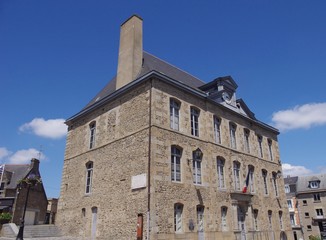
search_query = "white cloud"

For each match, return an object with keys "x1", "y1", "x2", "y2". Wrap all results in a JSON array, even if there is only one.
[
  {"x1": 316, "y1": 166, "x2": 326, "y2": 174},
  {"x1": 272, "y1": 102, "x2": 326, "y2": 131},
  {"x1": 0, "y1": 147, "x2": 11, "y2": 160},
  {"x1": 8, "y1": 148, "x2": 46, "y2": 164},
  {"x1": 282, "y1": 163, "x2": 313, "y2": 177},
  {"x1": 19, "y1": 118, "x2": 67, "y2": 139}
]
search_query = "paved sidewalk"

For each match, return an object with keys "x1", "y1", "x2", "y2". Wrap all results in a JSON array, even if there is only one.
[{"x1": 0, "y1": 237, "x2": 87, "y2": 240}]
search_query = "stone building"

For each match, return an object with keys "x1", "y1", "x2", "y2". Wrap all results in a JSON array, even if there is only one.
[
  {"x1": 57, "y1": 15, "x2": 292, "y2": 240},
  {"x1": 284, "y1": 176, "x2": 304, "y2": 240},
  {"x1": 295, "y1": 174, "x2": 326, "y2": 239},
  {"x1": 0, "y1": 158, "x2": 47, "y2": 225}
]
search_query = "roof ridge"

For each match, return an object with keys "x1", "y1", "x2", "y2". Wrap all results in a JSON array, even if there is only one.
[{"x1": 143, "y1": 51, "x2": 205, "y2": 84}]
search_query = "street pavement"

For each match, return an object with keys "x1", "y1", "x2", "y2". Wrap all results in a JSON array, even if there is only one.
[{"x1": 0, "y1": 237, "x2": 88, "y2": 240}]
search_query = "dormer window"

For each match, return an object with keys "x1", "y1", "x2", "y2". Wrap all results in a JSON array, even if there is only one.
[{"x1": 309, "y1": 181, "x2": 320, "y2": 189}]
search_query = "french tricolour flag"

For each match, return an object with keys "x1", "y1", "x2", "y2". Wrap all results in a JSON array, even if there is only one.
[{"x1": 242, "y1": 171, "x2": 250, "y2": 193}]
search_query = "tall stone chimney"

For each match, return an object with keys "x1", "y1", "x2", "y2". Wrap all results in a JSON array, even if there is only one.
[
  {"x1": 30, "y1": 158, "x2": 40, "y2": 171},
  {"x1": 116, "y1": 15, "x2": 143, "y2": 90}
]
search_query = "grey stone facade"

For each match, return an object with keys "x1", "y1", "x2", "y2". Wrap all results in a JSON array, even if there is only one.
[{"x1": 57, "y1": 15, "x2": 292, "y2": 240}]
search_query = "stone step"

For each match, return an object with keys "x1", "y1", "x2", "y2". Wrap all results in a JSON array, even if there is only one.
[
  {"x1": 1, "y1": 224, "x2": 61, "y2": 238},
  {"x1": 24, "y1": 224, "x2": 61, "y2": 238}
]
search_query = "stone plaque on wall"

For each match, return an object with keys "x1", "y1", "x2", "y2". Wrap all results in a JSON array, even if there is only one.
[{"x1": 131, "y1": 173, "x2": 147, "y2": 190}]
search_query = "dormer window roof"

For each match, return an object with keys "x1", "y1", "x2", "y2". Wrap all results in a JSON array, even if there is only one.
[{"x1": 308, "y1": 179, "x2": 320, "y2": 189}]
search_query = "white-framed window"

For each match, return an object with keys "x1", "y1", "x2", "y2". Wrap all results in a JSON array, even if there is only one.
[
  {"x1": 268, "y1": 139, "x2": 273, "y2": 161},
  {"x1": 89, "y1": 122, "x2": 96, "y2": 149},
  {"x1": 262, "y1": 170, "x2": 268, "y2": 195},
  {"x1": 290, "y1": 213, "x2": 295, "y2": 225},
  {"x1": 313, "y1": 193, "x2": 321, "y2": 201},
  {"x1": 233, "y1": 161, "x2": 241, "y2": 191},
  {"x1": 244, "y1": 129, "x2": 250, "y2": 153},
  {"x1": 279, "y1": 211, "x2": 283, "y2": 230},
  {"x1": 221, "y1": 206, "x2": 228, "y2": 231},
  {"x1": 257, "y1": 135, "x2": 263, "y2": 158},
  {"x1": 217, "y1": 157, "x2": 225, "y2": 189},
  {"x1": 248, "y1": 166, "x2": 255, "y2": 193},
  {"x1": 174, "y1": 203, "x2": 183, "y2": 233},
  {"x1": 253, "y1": 209, "x2": 259, "y2": 231},
  {"x1": 287, "y1": 200, "x2": 293, "y2": 209},
  {"x1": 272, "y1": 172, "x2": 279, "y2": 197},
  {"x1": 316, "y1": 208, "x2": 324, "y2": 217},
  {"x1": 170, "y1": 99, "x2": 180, "y2": 131},
  {"x1": 285, "y1": 185, "x2": 290, "y2": 193},
  {"x1": 171, "y1": 146, "x2": 182, "y2": 182},
  {"x1": 309, "y1": 181, "x2": 320, "y2": 189},
  {"x1": 190, "y1": 107, "x2": 200, "y2": 137},
  {"x1": 85, "y1": 161, "x2": 93, "y2": 194},
  {"x1": 229, "y1": 123, "x2": 237, "y2": 149},
  {"x1": 237, "y1": 206, "x2": 245, "y2": 231},
  {"x1": 192, "y1": 149, "x2": 202, "y2": 185},
  {"x1": 197, "y1": 205, "x2": 204, "y2": 232},
  {"x1": 213, "y1": 116, "x2": 221, "y2": 144}
]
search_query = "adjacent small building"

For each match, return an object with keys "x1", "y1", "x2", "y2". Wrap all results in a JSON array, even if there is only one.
[
  {"x1": 284, "y1": 176, "x2": 304, "y2": 240},
  {"x1": 296, "y1": 174, "x2": 326, "y2": 240},
  {"x1": 46, "y1": 198, "x2": 58, "y2": 224},
  {"x1": 0, "y1": 158, "x2": 48, "y2": 225}
]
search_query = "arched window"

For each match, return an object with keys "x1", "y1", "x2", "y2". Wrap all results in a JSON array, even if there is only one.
[
  {"x1": 174, "y1": 203, "x2": 183, "y2": 233},
  {"x1": 229, "y1": 123, "x2": 237, "y2": 149},
  {"x1": 244, "y1": 129, "x2": 250, "y2": 153},
  {"x1": 233, "y1": 161, "x2": 241, "y2": 191},
  {"x1": 192, "y1": 148, "x2": 203, "y2": 185},
  {"x1": 268, "y1": 139, "x2": 273, "y2": 161},
  {"x1": 91, "y1": 207, "x2": 98, "y2": 239},
  {"x1": 170, "y1": 99, "x2": 180, "y2": 131},
  {"x1": 268, "y1": 210, "x2": 273, "y2": 230},
  {"x1": 197, "y1": 205, "x2": 204, "y2": 232},
  {"x1": 171, "y1": 146, "x2": 182, "y2": 182},
  {"x1": 190, "y1": 107, "x2": 200, "y2": 137},
  {"x1": 262, "y1": 169, "x2": 268, "y2": 195},
  {"x1": 216, "y1": 157, "x2": 225, "y2": 189},
  {"x1": 248, "y1": 165, "x2": 255, "y2": 193},
  {"x1": 221, "y1": 206, "x2": 228, "y2": 231},
  {"x1": 257, "y1": 135, "x2": 263, "y2": 158},
  {"x1": 253, "y1": 209, "x2": 258, "y2": 230},
  {"x1": 279, "y1": 211, "x2": 283, "y2": 230},
  {"x1": 213, "y1": 116, "x2": 221, "y2": 144},
  {"x1": 272, "y1": 172, "x2": 279, "y2": 197},
  {"x1": 85, "y1": 161, "x2": 93, "y2": 194},
  {"x1": 89, "y1": 121, "x2": 96, "y2": 149}
]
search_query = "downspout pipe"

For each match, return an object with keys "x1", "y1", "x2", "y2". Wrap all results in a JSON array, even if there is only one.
[{"x1": 147, "y1": 79, "x2": 153, "y2": 240}]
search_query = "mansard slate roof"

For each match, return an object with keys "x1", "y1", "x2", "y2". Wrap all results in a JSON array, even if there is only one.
[
  {"x1": 284, "y1": 176, "x2": 298, "y2": 185},
  {"x1": 83, "y1": 51, "x2": 204, "y2": 110},
  {"x1": 3, "y1": 164, "x2": 30, "y2": 189},
  {"x1": 296, "y1": 174, "x2": 326, "y2": 193},
  {"x1": 69, "y1": 51, "x2": 278, "y2": 134}
]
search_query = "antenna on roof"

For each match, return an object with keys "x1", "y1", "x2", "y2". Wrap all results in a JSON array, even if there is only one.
[{"x1": 38, "y1": 145, "x2": 43, "y2": 160}]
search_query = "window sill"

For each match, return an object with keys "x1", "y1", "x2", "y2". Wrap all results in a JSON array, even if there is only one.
[{"x1": 171, "y1": 181, "x2": 183, "y2": 185}]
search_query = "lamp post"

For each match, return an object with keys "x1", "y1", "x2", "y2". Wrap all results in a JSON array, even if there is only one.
[{"x1": 16, "y1": 171, "x2": 41, "y2": 240}]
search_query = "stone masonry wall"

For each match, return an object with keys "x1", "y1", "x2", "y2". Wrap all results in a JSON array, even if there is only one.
[
  {"x1": 57, "y1": 77, "x2": 292, "y2": 240},
  {"x1": 57, "y1": 82, "x2": 151, "y2": 240},
  {"x1": 148, "y1": 78, "x2": 292, "y2": 240}
]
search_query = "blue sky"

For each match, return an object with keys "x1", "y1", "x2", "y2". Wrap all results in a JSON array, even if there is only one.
[{"x1": 1, "y1": 1, "x2": 326, "y2": 198}]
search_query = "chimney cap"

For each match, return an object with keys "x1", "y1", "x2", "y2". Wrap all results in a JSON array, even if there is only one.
[{"x1": 121, "y1": 14, "x2": 143, "y2": 26}]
